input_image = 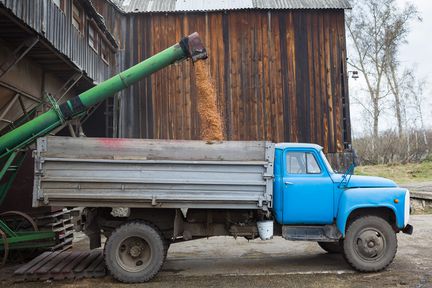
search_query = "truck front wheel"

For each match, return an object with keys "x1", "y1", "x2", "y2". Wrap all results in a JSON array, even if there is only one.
[
  {"x1": 343, "y1": 216, "x2": 397, "y2": 272},
  {"x1": 105, "y1": 221, "x2": 166, "y2": 283}
]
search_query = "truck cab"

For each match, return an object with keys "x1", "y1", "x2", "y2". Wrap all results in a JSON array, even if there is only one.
[{"x1": 272, "y1": 143, "x2": 412, "y2": 272}]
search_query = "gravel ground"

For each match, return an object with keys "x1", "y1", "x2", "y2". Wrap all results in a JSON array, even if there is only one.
[{"x1": 1, "y1": 214, "x2": 431, "y2": 288}]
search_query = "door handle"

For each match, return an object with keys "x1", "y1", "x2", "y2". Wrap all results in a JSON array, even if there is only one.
[{"x1": 285, "y1": 181, "x2": 294, "y2": 185}]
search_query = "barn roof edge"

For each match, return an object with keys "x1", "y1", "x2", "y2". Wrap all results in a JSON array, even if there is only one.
[{"x1": 107, "y1": 0, "x2": 352, "y2": 14}]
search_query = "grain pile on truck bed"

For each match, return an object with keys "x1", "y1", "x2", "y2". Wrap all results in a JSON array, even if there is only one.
[{"x1": 194, "y1": 61, "x2": 224, "y2": 141}]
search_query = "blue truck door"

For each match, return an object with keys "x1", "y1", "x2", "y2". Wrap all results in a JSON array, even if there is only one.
[{"x1": 281, "y1": 150, "x2": 334, "y2": 224}]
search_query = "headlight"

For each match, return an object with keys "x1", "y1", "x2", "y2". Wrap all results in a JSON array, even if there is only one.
[{"x1": 404, "y1": 189, "x2": 410, "y2": 226}]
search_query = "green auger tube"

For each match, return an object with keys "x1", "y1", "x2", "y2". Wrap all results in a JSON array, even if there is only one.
[{"x1": 0, "y1": 32, "x2": 207, "y2": 159}]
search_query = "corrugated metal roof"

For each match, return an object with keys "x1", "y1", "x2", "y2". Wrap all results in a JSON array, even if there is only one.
[
  {"x1": 177, "y1": 0, "x2": 255, "y2": 12},
  {"x1": 116, "y1": 0, "x2": 351, "y2": 13},
  {"x1": 254, "y1": 0, "x2": 351, "y2": 9}
]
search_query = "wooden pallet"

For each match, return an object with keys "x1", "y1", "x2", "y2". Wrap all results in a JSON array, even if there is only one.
[
  {"x1": 14, "y1": 250, "x2": 106, "y2": 282},
  {"x1": 36, "y1": 209, "x2": 75, "y2": 252}
]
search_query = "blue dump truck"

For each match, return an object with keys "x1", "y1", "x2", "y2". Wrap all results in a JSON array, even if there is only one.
[{"x1": 33, "y1": 137, "x2": 413, "y2": 283}]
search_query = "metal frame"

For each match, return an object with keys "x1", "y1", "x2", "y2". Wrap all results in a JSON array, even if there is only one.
[
  {"x1": 0, "y1": 218, "x2": 55, "y2": 251},
  {"x1": 57, "y1": 73, "x2": 83, "y2": 103},
  {"x1": 0, "y1": 3, "x2": 108, "y2": 260},
  {"x1": 0, "y1": 81, "x2": 41, "y2": 103},
  {"x1": 0, "y1": 151, "x2": 23, "y2": 204},
  {"x1": 0, "y1": 210, "x2": 55, "y2": 264},
  {"x1": 0, "y1": 98, "x2": 59, "y2": 262},
  {"x1": 0, "y1": 93, "x2": 20, "y2": 125},
  {"x1": 0, "y1": 36, "x2": 39, "y2": 79}
]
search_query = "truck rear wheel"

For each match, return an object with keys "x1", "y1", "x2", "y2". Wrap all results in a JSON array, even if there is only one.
[
  {"x1": 343, "y1": 216, "x2": 397, "y2": 272},
  {"x1": 318, "y1": 241, "x2": 342, "y2": 254},
  {"x1": 104, "y1": 221, "x2": 166, "y2": 283}
]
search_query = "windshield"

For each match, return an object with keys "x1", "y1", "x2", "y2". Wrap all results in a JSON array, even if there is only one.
[{"x1": 320, "y1": 151, "x2": 334, "y2": 174}]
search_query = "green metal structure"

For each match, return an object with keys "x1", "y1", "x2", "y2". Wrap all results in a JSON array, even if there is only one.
[{"x1": 0, "y1": 32, "x2": 207, "y2": 262}]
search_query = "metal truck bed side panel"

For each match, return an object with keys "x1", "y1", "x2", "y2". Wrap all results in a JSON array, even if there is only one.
[{"x1": 33, "y1": 137, "x2": 275, "y2": 210}]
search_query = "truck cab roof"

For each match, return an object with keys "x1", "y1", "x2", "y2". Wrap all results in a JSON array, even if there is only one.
[{"x1": 275, "y1": 143, "x2": 323, "y2": 151}]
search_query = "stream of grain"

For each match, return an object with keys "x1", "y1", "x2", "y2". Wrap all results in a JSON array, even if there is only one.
[{"x1": 194, "y1": 61, "x2": 224, "y2": 141}]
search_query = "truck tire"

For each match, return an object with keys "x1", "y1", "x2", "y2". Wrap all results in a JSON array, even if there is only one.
[
  {"x1": 318, "y1": 241, "x2": 342, "y2": 254},
  {"x1": 343, "y1": 216, "x2": 397, "y2": 272},
  {"x1": 104, "y1": 221, "x2": 166, "y2": 283}
]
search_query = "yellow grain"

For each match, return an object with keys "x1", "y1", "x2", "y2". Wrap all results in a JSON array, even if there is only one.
[{"x1": 194, "y1": 61, "x2": 224, "y2": 141}]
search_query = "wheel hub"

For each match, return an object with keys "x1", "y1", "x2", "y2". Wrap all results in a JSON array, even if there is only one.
[
  {"x1": 356, "y1": 230, "x2": 385, "y2": 259},
  {"x1": 116, "y1": 236, "x2": 151, "y2": 273},
  {"x1": 129, "y1": 245, "x2": 142, "y2": 258}
]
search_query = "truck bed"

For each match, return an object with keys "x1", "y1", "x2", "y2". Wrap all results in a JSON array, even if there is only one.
[{"x1": 33, "y1": 137, "x2": 275, "y2": 210}]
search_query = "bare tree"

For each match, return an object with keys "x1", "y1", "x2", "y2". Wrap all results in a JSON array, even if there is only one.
[
  {"x1": 385, "y1": 62, "x2": 405, "y2": 136},
  {"x1": 404, "y1": 70, "x2": 428, "y2": 148},
  {"x1": 346, "y1": 0, "x2": 419, "y2": 139},
  {"x1": 384, "y1": 4, "x2": 420, "y2": 136}
]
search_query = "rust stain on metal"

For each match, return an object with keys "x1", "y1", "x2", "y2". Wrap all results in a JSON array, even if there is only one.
[{"x1": 194, "y1": 61, "x2": 224, "y2": 141}]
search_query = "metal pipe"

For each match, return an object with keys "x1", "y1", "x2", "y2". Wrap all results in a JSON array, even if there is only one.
[{"x1": 0, "y1": 32, "x2": 207, "y2": 158}]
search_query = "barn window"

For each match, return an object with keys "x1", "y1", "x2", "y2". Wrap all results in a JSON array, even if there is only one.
[
  {"x1": 88, "y1": 23, "x2": 99, "y2": 53},
  {"x1": 52, "y1": 0, "x2": 66, "y2": 13},
  {"x1": 101, "y1": 41, "x2": 109, "y2": 64},
  {"x1": 72, "y1": 0, "x2": 84, "y2": 33}
]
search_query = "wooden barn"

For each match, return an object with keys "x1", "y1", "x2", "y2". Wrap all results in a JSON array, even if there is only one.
[{"x1": 93, "y1": 0, "x2": 352, "y2": 158}]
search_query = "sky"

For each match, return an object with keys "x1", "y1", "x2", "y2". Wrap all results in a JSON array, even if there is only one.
[{"x1": 348, "y1": 0, "x2": 432, "y2": 137}]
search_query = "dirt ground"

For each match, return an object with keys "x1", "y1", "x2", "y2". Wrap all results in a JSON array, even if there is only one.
[{"x1": 1, "y1": 214, "x2": 431, "y2": 288}]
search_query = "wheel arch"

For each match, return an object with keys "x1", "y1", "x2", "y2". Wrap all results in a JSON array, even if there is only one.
[
  {"x1": 337, "y1": 206, "x2": 398, "y2": 237},
  {"x1": 91, "y1": 207, "x2": 176, "y2": 240}
]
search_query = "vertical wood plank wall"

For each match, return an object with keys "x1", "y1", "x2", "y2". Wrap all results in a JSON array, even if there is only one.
[{"x1": 95, "y1": 7, "x2": 351, "y2": 154}]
